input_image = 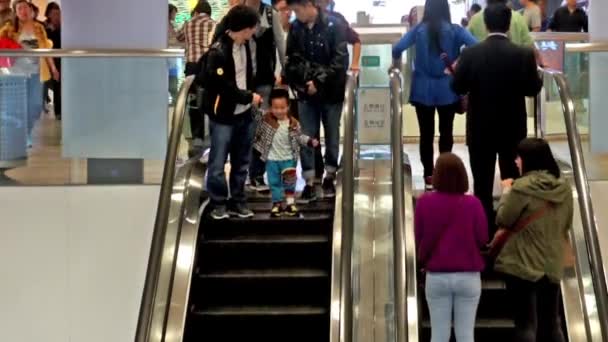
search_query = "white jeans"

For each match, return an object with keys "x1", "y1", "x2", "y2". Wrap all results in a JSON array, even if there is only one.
[{"x1": 425, "y1": 272, "x2": 481, "y2": 342}]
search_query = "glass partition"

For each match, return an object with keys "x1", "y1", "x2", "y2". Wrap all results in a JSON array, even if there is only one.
[
  {"x1": 539, "y1": 69, "x2": 608, "y2": 342},
  {"x1": 0, "y1": 50, "x2": 187, "y2": 186}
]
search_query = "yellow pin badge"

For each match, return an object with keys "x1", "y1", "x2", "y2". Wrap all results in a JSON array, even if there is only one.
[{"x1": 217, "y1": 68, "x2": 224, "y2": 76}]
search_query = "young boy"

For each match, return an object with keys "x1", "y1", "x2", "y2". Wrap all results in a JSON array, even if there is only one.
[{"x1": 253, "y1": 88, "x2": 319, "y2": 217}]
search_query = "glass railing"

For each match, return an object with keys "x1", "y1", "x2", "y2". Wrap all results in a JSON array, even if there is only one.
[
  {"x1": 536, "y1": 68, "x2": 608, "y2": 342},
  {"x1": 0, "y1": 48, "x2": 187, "y2": 186},
  {"x1": 134, "y1": 73, "x2": 206, "y2": 342},
  {"x1": 389, "y1": 67, "x2": 416, "y2": 342},
  {"x1": 397, "y1": 32, "x2": 591, "y2": 140}
]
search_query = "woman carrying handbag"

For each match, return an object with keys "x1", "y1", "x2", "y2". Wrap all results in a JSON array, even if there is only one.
[
  {"x1": 491, "y1": 138, "x2": 573, "y2": 342},
  {"x1": 392, "y1": 0, "x2": 477, "y2": 191}
]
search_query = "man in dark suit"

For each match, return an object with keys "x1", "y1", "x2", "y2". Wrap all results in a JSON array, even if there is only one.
[{"x1": 452, "y1": 2, "x2": 543, "y2": 224}]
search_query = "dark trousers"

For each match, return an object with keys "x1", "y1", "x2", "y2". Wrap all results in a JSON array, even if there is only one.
[
  {"x1": 505, "y1": 275, "x2": 566, "y2": 342},
  {"x1": 298, "y1": 101, "x2": 342, "y2": 181},
  {"x1": 414, "y1": 103, "x2": 457, "y2": 177},
  {"x1": 45, "y1": 79, "x2": 62, "y2": 118},
  {"x1": 207, "y1": 112, "x2": 255, "y2": 206},
  {"x1": 290, "y1": 99, "x2": 323, "y2": 179},
  {"x1": 185, "y1": 62, "x2": 204, "y2": 139},
  {"x1": 468, "y1": 141, "x2": 519, "y2": 227}
]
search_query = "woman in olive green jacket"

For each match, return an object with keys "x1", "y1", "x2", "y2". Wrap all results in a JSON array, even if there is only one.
[{"x1": 494, "y1": 138, "x2": 572, "y2": 342}]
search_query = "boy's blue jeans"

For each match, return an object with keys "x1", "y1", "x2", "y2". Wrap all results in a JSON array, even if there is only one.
[{"x1": 266, "y1": 159, "x2": 297, "y2": 203}]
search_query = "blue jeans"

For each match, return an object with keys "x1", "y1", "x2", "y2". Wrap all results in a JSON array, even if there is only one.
[
  {"x1": 298, "y1": 101, "x2": 342, "y2": 181},
  {"x1": 249, "y1": 85, "x2": 273, "y2": 180},
  {"x1": 207, "y1": 113, "x2": 255, "y2": 206},
  {"x1": 266, "y1": 159, "x2": 297, "y2": 203},
  {"x1": 425, "y1": 272, "x2": 481, "y2": 342},
  {"x1": 27, "y1": 75, "x2": 43, "y2": 134}
]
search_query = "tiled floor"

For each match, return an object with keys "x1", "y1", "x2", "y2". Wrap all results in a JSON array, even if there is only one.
[{"x1": 0, "y1": 113, "x2": 165, "y2": 185}]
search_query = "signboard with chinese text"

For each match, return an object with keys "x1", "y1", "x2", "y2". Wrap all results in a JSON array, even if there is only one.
[{"x1": 357, "y1": 88, "x2": 391, "y2": 144}]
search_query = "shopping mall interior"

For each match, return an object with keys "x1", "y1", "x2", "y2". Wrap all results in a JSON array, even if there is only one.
[{"x1": 0, "y1": 0, "x2": 607, "y2": 341}]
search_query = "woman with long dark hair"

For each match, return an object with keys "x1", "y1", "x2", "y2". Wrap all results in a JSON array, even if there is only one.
[
  {"x1": 493, "y1": 138, "x2": 571, "y2": 342},
  {"x1": 392, "y1": 0, "x2": 477, "y2": 191}
]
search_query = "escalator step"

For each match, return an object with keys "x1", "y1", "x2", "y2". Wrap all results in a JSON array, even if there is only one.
[
  {"x1": 191, "y1": 268, "x2": 330, "y2": 307},
  {"x1": 201, "y1": 234, "x2": 329, "y2": 244},
  {"x1": 184, "y1": 310, "x2": 329, "y2": 341},
  {"x1": 197, "y1": 239, "x2": 330, "y2": 272},
  {"x1": 201, "y1": 214, "x2": 333, "y2": 239},
  {"x1": 200, "y1": 268, "x2": 328, "y2": 278},
  {"x1": 184, "y1": 198, "x2": 335, "y2": 342},
  {"x1": 198, "y1": 305, "x2": 327, "y2": 316}
]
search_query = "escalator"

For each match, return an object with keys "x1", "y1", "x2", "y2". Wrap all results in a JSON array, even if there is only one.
[
  {"x1": 389, "y1": 68, "x2": 608, "y2": 342},
  {"x1": 134, "y1": 74, "x2": 358, "y2": 342},
  {"x1": 183, "y1": 197, "x2": 334, "y2": 341}
]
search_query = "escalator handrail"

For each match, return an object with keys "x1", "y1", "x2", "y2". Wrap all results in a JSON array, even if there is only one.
[
  {"x1": 0, "y1": 48, "x2": 184, "y2": 57},
  {"x1": 135, "y1": 75, "x2": 196, "y2": 342},
  {"x1": 389, "y1": 68, "x2": 417, "y2": 342},
  {"x1": 541, "y1": 68, "x2": 608, "y2": 342},
  {"x1": 329, "y1": 72, "x2": 357, "y2": 342},
  {"x1": 389, "y1": 68, "x2": 406, "y2": 342}
]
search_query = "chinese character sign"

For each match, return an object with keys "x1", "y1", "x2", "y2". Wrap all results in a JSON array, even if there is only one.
[{"x1": 357, "y1": 88, "x2": 391, "y2": 144}]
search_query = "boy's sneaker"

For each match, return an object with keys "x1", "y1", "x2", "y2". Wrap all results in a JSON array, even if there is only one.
[
  {"x1": 283, "y1": 204, "x2": 300, "y2": 217},
  {"x1": 298, "y1": 185, "x2": 317, "y2": 204},
  {"x1": 322, "y1": 178, "x2": 336, "y2": 198},
  {"x1": 228, "y1": 203, "x2": 255, "y2": 218},
  {"x1": 210, "y1": 205, "x2": 230, "y2": 220},
  {"x1": 271, "y1": 203, "x2": 282, "y2": 218}
]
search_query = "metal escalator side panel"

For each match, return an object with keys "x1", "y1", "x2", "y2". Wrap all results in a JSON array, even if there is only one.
[
  {"x1": 164, "y1": 162, "x2": 206, "y2": 342},
  {"x1": 330, "y1": 171, "x2": 344, "y2": 342},
  {"x1": 389, "y1": 68, "x2": 418, "y2": 342},
  {"x1": 544, "y1": 70, "x2": 608, "y2": 342},
  {"x1": 135, "y1": 76, "x2": 196, "y2": 342},
  {"x1": 330, "y1": 72, "x2": 358, "y2": 342},
  {"x1": 402, "y1": 156, "x2": 419, "y2": 342}
]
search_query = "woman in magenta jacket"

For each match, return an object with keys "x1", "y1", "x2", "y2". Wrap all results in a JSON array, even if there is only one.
[{"x1": 415, "y1": 153, "x2": 488, "y2": 342}]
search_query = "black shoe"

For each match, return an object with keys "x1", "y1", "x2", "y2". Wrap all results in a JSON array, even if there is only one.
[
  {"x1": 322, "y1": 178, "x2": 336, "y2": 198},
  {"x1": 271, "y1": 203, "x2": 282, "y2": 218},
  {"x1": 283, "y1": 204, "x2": 300, "y2": 217},
  {"x1": 248, "y1": 177, "x2": 270, "y2": 193},
  {"x1": 210, "y1": 205, "x2": 229, "y2": 220},
  {"x1": 424, "y1": 176, "x2": 434, "y2": 192},
  {"x1": 255, "y1": 177, "x2": 270, "y2": 192},
  {"x1": 298, "y1": 185, "x2": 317, "y2": 204},
  {"x1": 228, "y1": 203, "x2": 254, "y2": 218}
]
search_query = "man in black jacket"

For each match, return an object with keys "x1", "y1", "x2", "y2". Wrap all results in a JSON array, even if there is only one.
[
  {"x1": 213, "y1": 0, "x2": 286, "y2": 193},
  {"x1": 452, "y1": 3, "x2": 543, "y2": 224},
  {"x1": 198, "y1": 5, "x2": 263, "y2": 220},
  {"x1": 285, "y1": 0, "x2": 348, "y2": 202}
]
